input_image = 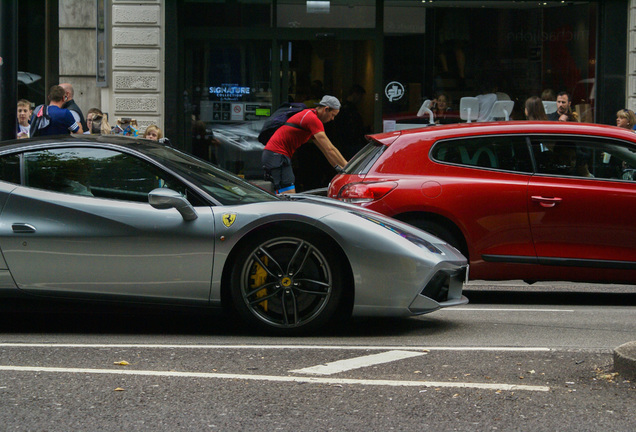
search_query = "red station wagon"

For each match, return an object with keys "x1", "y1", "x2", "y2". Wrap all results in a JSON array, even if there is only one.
[{"x1": 328, "y1": 121, "x2": 636, "y2": 284}]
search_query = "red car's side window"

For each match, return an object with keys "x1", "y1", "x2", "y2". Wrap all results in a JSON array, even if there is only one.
[
  {"x1": 431, "y1": 136, "x2": 532, "y2": 173},
  {"x1": 531, "y1": 137, "x2": 636, "y2": 181}
]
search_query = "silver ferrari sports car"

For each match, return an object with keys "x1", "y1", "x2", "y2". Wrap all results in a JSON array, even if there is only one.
[{"x1": 0, "y1": 135, "x2": 468, "y2": 334}]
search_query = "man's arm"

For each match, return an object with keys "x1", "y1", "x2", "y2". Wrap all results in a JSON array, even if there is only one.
[
  {"x1": 68, "y1": 117, "x2": 83, "y2": 134},
  {"x1": 69, "y1": 110, "x2": 81, "y2": 124},
  {"x1": 69, "y1": 110, "x2": 84, "y2": 133},
  {"x1": 312, "y1": 131, "x2": 347, "y2": 169},
  {"x1": 62, "y1": 109, "x2": 83, "y2": 134}
]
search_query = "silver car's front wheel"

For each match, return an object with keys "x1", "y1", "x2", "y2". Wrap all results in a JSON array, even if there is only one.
[{"x1": 231, "y1": 230, "x2": 344, "y2": 333}]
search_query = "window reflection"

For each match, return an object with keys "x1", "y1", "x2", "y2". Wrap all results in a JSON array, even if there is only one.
[
  {"x1": 531, "y1": 138, "x2": 636, "y2": 180},
  {"x1": 432, "y1": 136, "x2": 532, "y2": 173},
  {"x1": 189, "y1": 41, "x2": 272, "y2": 179},
  {"x1": 277, "y1": 0, "x2": 375, "y2": 29},
  {"x1": 22, "y1": 147, "x2": 185, "y2": 202},
  {"x1": 384, "y1": 4, "x2": 597, "y2": 128}
]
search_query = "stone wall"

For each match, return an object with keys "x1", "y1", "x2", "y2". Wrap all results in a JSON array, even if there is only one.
[
  {"x1": 59, "y1": 0, "x2": 164, "y2": 134},
  {"x1": 58, "y1": 0, "x2": 100, "y2": 120},
  {"x1": 107, "y1": 0, "x2": 164, "y2": 134}
]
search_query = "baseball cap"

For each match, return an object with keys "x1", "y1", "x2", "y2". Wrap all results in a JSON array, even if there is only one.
[{"x1": 317, "y1": 95, "x2": 341, "y2": 110}]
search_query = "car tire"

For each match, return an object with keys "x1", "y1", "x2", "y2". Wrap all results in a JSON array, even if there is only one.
[
  {"x1": 409, "y1": 219, "x2": 467, "y2": 258},
  {"x1": 230, "y1": 228, "x2": 346, "y2": 334}
]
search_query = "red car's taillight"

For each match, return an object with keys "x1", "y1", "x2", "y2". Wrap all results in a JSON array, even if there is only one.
[{"x1": 336, "y1": 182, "x2": 397, "y2": 203}]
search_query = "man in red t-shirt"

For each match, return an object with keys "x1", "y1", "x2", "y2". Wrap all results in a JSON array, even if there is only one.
[{"x1": 262, "y1": 95, "x2": 348, "y2": 193}]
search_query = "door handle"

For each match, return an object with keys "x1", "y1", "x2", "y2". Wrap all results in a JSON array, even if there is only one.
[
  {"x1": 12, "y1": 223, "x2": 36, "y2": 234},
  {"x1": 531, "y1": 196, "x2": 563, "y2": 208}
]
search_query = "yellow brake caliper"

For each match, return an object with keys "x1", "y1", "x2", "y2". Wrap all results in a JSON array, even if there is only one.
[{"x1": 249, "y1": 256, "x2": 269, "y2": 311}]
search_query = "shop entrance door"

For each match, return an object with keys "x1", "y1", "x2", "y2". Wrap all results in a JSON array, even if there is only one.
[
  {"x1": 184, "y1": 37, "x2": 374, "y2": 188},
  {"x1": 276, "y1": 39, "x2": 375, "y2": 191}
]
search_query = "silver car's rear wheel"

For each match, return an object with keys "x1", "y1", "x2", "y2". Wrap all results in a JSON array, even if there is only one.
[{"x1": 231, "y1": 231, "x2": 343, "y2": 333}]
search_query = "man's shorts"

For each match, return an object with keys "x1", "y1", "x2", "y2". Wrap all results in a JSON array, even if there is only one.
[{"x1": 262, "y1": 149, "x2": 295, "y2": 193}]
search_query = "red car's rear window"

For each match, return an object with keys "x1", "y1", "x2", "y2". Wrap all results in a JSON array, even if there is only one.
[{"x1": 342, "y1": 141, "x2": 386, "y2": 176}]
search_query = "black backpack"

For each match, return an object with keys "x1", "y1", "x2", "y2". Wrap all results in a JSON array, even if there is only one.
[
  {"x1": 29, "y1": 105, "x2": 51, "y2": 137},
  {"x1": 258, "y1": 103, "x2": 308, "y2": 145}
]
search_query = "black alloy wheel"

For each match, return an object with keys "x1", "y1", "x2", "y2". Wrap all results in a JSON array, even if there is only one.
[{"x1": 230, "y1": 230, "x2": 344, "y2": 334}]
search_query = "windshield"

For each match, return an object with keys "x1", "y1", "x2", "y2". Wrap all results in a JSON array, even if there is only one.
[{"x1": 144, "y1": 144, "x2": 278, "y2": 205}]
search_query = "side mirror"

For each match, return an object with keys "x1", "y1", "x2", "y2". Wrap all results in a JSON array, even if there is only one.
[{"x1": 148, "y1": 188, "x2": 198, "y2": 221}]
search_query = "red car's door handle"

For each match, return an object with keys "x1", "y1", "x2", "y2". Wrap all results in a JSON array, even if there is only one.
[{"x1": 531, "y1": 196, "x2": 563, "y2": 208}]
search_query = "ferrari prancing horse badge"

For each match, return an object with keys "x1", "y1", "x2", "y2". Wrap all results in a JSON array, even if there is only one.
[{"x1": 222, "y1": 213, "x2": 237, "y2": 227}]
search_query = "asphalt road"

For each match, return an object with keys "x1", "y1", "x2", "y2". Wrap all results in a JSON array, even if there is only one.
[{"x1": 0, "y1": 283, "x2": 634, "y2": 431}]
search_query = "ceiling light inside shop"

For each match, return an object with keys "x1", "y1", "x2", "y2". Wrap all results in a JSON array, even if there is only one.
[{"x1": 307, "y1": 1, "x2": 330, "y2": 14}]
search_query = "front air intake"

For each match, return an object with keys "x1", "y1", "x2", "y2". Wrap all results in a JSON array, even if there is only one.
[
  {"x1": 421, "y1": 265, "x2": 467, "y2": 303},
  {"x1": 421, "y1": 271, "x2": 451, "y2": 303}
]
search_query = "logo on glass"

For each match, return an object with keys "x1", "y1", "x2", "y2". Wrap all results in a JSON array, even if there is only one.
[{"x1": 385, "y1": 81, "x2": 405, "y2": 102}]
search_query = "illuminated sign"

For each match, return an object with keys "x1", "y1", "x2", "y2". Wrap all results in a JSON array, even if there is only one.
[{"x1": 209, "y1": 83, "x2": 252, "y2": 101}]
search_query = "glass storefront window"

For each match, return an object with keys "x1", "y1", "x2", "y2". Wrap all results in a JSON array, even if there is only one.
[
  {"x1": 277, "y1": 1, "x2": 375, "y2": 29},
  {"x1": 384, "y1": 2, "x2": 427, "y2": 34},
  {"x1": 187, "y1": 36, "x2": 375, "y2": 188},
  {"x1": 180, "y1": 1, "x2": 599, "y2": 188},
  {"x1": 189, "y1": 40, "x2": 273, "y2": 179},
  {"x1": 381, "y1": 34, "x2": 427, "y2": 129},
  {"x1": 180, "y1": 0, "x2": 271, "y2": 28},
  {"x1": 17, "y1": 0, "x2": 47, "y2": 104},
  {"x1": 382, "y1": 3, "x2": 597, "y2": 129}
]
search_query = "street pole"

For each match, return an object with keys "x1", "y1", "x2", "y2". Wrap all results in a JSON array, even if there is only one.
[{"x1": 0, "y1": 0, "x2": 18, "y2": 141}]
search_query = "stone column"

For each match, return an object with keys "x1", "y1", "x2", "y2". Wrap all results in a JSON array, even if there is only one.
[
  {"x1": 109, "y1": 0, "x2": 164, "y2": 134},
  {"x1": 59, "y1": 0, "x2": 100, "y2": 117}
]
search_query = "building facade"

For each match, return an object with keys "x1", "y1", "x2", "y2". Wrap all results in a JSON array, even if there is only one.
[
  {"x1": 54, "y1": 0, "x2": 165, "y2": 134},
  {"x1": 16, "y1": 1, "x2": 634, "y2": 182}
]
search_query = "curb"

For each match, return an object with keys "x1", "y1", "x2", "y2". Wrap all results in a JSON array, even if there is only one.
[{"x1": 613, "y1": 341, "x2": 636, "y2": 380}]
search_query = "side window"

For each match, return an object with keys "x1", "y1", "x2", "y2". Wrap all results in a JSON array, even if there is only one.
[
  {"x1": 0, "y1": 154, "x2": 20, "y2": 184},
  {"x1": 431, "y1": 136, "x2": 532, "y2": 173},
  {"x1": 23, "y1": 147, "x2": 189, "y2": 202},
  {"x1": 531, "y1": 138, "x2": 636, "y2": 180}
]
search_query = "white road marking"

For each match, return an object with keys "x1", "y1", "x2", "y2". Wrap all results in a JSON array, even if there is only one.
[
  {"x1": 0, "y1": 365, "x2": 550, "y2": 392},
  {"x1": 446, "y1": 308, "x2": 574, "y2": 312},
  {"x1": 290, "y1": 350, "x2": 425, "y2": 375},
  {"x1": 0, "y1": 344, "x2": 552, "y2": 352}
]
